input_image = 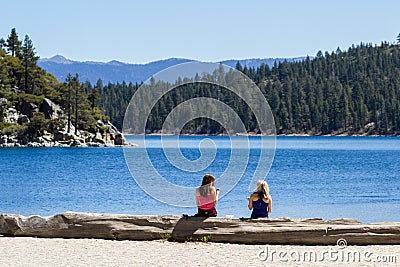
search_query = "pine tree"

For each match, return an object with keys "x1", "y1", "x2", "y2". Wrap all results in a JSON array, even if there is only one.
[
  {"x1": 235, "y1": 61, "x2": 243, "y2": 72},
  {"x1": 0, "y1": 38, "x2": 5, "y2": 50},
  {"x1": 70, "y1": 74, "x2": 86, "y2": 135},
  {"x1": 6, "y1": 28, "x2": 22, "y2": 57},
  {"x1": 88, "y1": 88, "x2": 100, "y2": 111},
  {"x1": 21, "y1": 35, "x2": 39, "y2": 93},
  {"x1": 64, "y1": 74, "x2": 74, "y2": 133},
  {"x1": 62, "y1": 73, "x2": 91, "y2": 134}
]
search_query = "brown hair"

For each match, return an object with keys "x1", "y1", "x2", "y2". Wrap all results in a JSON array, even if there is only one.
[{"x1": 199, "y1": 174, "x2": 215, "y2": 197}]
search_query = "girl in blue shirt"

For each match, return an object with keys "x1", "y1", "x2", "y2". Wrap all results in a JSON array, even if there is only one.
[{"x1": 247, "y1": 180, "x2": 272, "y2": 219}]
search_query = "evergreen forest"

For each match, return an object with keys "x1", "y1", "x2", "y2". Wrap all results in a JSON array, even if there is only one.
[
  {"x1": 94, "y1": 41, "x2": 400, "y2": 135},
  {"x1": 2, "y1": 28, "x2": 400, "y2": 136},
  {"x1": 0, "y1": 28, "x2": 107, "y2": 137}
]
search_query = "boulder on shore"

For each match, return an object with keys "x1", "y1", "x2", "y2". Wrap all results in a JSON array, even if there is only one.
[
  {"x1": 4, "y1": 108, "x2": 19, "y2": 123},
  {"x1": 39, "y1": 98, "x2": 63, "y2": 120},
  {"x1": 17, "y1": 115, "x2": 30, "y2": 124},
  {"x1": 0, "y1": 212, "x2": 399, "y2": 245},
  {"x1": 114, "y1": 133, "x2": 127, "y2": 145},
  {"x1": 18, "y1": 99, "x2": 39, "y2": 118}
]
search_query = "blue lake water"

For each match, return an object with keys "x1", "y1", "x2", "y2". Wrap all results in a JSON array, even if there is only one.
[{"x1": 0, "y1": 136, "x2": 399, "y2": 223}]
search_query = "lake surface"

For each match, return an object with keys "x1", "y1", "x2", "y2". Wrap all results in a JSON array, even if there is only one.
[{"x1": 1, "y1": 136, "x2": 399, "y2": 223}]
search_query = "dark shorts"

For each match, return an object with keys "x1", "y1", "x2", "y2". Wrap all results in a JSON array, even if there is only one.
[
  {"x1": 194, "y1": 207, "x2": 217, "y2": 217},
  {"x1": 251, "y1": 213, "x2": 268, "y2": 219}
]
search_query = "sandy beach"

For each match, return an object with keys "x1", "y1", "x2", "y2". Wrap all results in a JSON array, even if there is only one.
[{"x1": 0, "y1": 237, "x2": 398, "y2": 267}]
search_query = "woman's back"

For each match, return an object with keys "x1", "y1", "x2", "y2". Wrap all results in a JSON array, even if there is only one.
[
  {"x1": 251, "y1": 198, "x2": 269, "y2": 219},
  {"x1": 248, "y1": 180, "x2": 272, "y2": 219},
  {"x1": 194, "y1": 174, "x2": 219, "y2": 217},
  {"x1": 196, "y1": 194, "x2": 214, "y2": 210}
]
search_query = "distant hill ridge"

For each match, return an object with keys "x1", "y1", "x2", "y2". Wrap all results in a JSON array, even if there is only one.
[{"x1": 38, "y1": 55, "x2": 308, "y2": 84}]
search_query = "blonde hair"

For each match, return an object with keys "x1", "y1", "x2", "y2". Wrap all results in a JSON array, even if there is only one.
[{"x1": 256, "y1": 180, "x2": 270, "y2": 200}]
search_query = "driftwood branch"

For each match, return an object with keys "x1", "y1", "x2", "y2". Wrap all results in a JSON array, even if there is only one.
[{"x1": 1, "y1": 212, "x2": 399, "y2": 245}]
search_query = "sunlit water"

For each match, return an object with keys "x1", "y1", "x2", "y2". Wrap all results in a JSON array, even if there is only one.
[{"x1": 0, "y1": 136, "x2": 399, "y2": 223}]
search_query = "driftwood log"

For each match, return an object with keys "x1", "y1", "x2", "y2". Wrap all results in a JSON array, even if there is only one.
[{"x1": 1, "y1": 212, "x2": 399, "y2": 245}]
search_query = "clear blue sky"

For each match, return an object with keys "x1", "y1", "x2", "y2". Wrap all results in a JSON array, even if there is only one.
[{"x1": 3, "y1": 0, "x2": 399, "y2": 63}]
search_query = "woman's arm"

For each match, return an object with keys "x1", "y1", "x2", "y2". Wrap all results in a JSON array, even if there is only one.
[
  {"x1": 268, "y1": 196, "x2": 273, "y2": 215},
  {"x1": 247, "y1": 193, "x2": 257, "y2": 210},
  {"x1": 248, "y1": 197, "x2": 253, "y2": 210},
  {"x1": 195, "y1": 188, "x2": 200, "y2": 207},
  {"x1": 212, "y1": 187, "x2": 219, "y2": 205}
]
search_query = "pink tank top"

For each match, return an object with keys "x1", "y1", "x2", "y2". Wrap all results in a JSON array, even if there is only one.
[{"x1": 197, "y1": 194, "x2": 215, "y2": 210}]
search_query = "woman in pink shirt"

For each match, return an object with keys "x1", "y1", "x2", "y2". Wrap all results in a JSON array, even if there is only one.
[{"x1": 194, "y1": 174, "x2": 219, "y2": 217}]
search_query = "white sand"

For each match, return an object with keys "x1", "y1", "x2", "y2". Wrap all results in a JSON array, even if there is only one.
[{"x1": 0, "y1": 237, "x2": 399, "y2": 267}]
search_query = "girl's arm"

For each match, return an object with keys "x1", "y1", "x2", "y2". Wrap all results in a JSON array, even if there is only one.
[
  {"x1": 248, "y1": 193, "x2": 259, "y2": 210},
  {"x1": 248, "y1": 197, "x2": 253, "y2": 210},
  {"x1": 212, "y1": 187, "x2": 219, "y2": 205},
  {"x1": 247, "y1": 193, "x2": 256, "y2": 210},
  {"x1": 268, "y1": 196, "x2": 273, "y2": 215},
  {"x1": 195, "y1": 188, "x2": 200, "y2": 207}
]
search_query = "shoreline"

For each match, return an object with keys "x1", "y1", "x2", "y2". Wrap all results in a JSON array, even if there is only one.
[
  {"x1": 127, "y1": 132, "x2": 400, "y2": 137},
  {"x1": 2, "y1": 134, "x2": 398, "y2": 148}
]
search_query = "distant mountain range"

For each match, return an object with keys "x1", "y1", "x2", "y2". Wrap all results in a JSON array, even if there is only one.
[{"x1": 38, "y1": 55, "x2": 308, "y2": 84}]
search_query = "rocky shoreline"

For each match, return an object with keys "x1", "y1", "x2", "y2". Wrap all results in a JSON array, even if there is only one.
[
  {"x1": 2, "y1": 95, "x2": 398, "y2": 149},
  {"x1": 0, "y1": 121, "x2": 129, "y2": 148},
  {"x1": 0, "y1": 120, "x2": 128, "y2": 148},
  {"x1": 1, "y1": 212, "x2": 399, "y2": 245},
  {"x1": 1, "y1": 97, "x2": 130, "y2": 148}
]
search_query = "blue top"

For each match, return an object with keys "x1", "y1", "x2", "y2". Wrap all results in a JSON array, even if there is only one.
[{"x1": 251, "y1": 198, "x2": 269, "y2": 219}]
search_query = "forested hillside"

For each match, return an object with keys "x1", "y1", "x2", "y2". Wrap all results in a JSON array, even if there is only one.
[
  {"x1": 0, "y1": 29, "x2": 122, "y2": 147},
  {"x1": 95, "y1": 42, "x2": 400, "y2": 135},
  {"x1": 2, "y1": 27, "x2": 399, "y2": 136},
  {"x1": 245, "y1": 42, "x2": 400, "y2": 135}
]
